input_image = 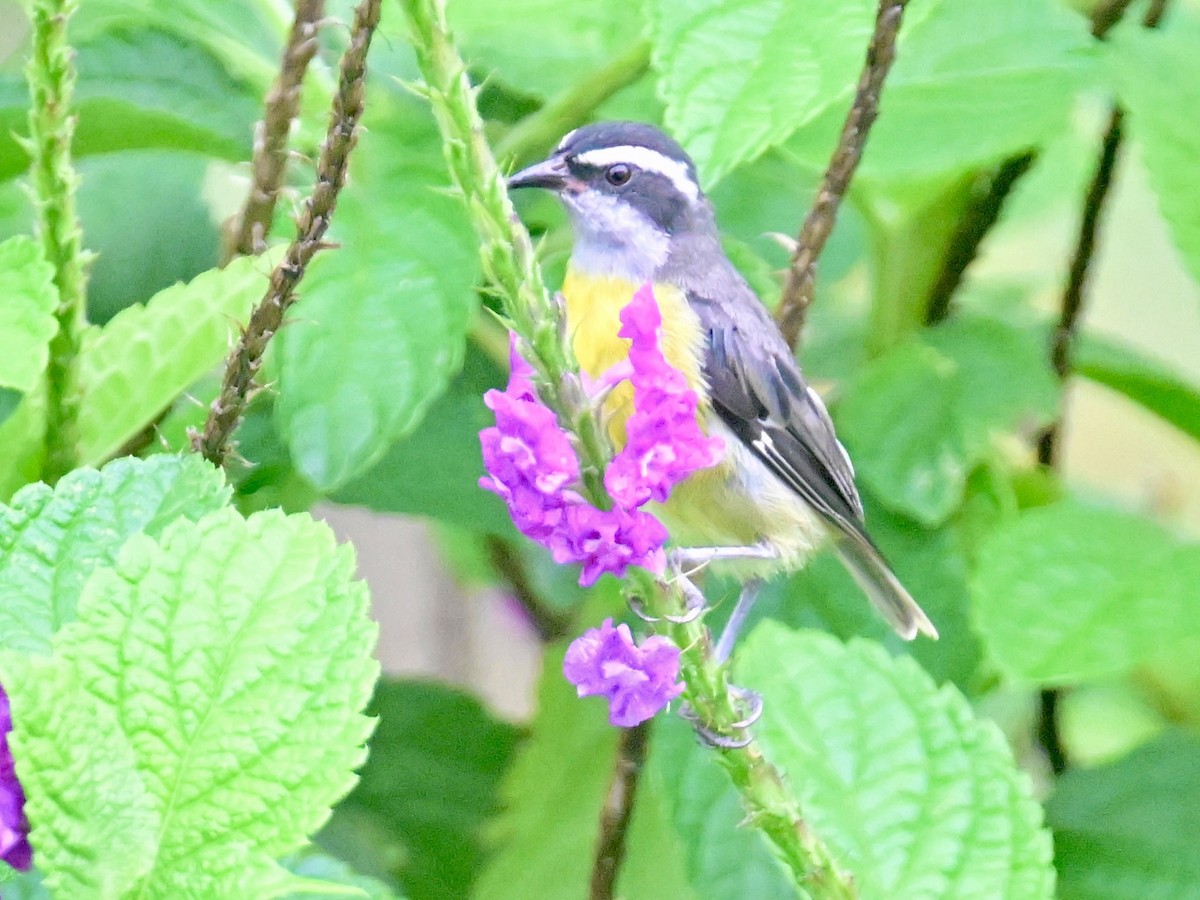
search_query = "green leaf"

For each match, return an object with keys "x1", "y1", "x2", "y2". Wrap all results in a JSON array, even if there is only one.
[
  {"x1": 739, "y1": 624, "x2": 1055, "y2": 898},
  {"x1": 75, "y1": 253, "x2": 270, "y2": 465},
  {"x1": 652, "y1": 0, "x2": 1093, "y2": 184},
  {"x1": 1047, "y1": 730, "x2": 1200, "y2": 900},
  {"x1": 836, "y1": 315, "x2": 1059, "y2": 524},
  {"x1": 52, "y1": 507, "x2": 378, "y2": 896},
  {"x1": 972, "y1": 500, "x2": 1200, "y2": 686},
  {"x1": 1076, "y1": 332, "x2": 1200, "y2": 443},
  {"x1": 1109, "y1": 13, "x2": 1200, "y2": 287},
  {"x1": 0, "y1": 655, "x2": 159, "y2": 898},
  {"x1": 448, "y1": 0, "x2": 643, "y2": 98},
  {"x1": 0, "y1": 28, "x2": 258, "y2": 180},
  {"x1": 0, "y1": 454, "x2": 229, "y2": 655},
  {"x1": 330, "y1": 350, "x2": 511, "y2": 532},
  {"x1": 320, "y1": 680, "x2": 520, "y2": 900},
  {"x1": 649, "y1": 0, "x2": 875, "y2": 183},
  {"x1": 627, "y1": 716, "x2": 796, "y2": 899},
  {"x1": 0, "y1": 236, "x2": 57, "y2": 402},
  {"x1": 787, "y1": 0, "x2": 1095, "y2": 182},
  {"x1": 473, "y1": 645, "x2": 620, "y2": 900},
  {"x1": 276, "y1": 125, "x2": 480, "y2": 491}
]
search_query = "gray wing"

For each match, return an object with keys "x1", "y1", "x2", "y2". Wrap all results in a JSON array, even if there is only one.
[{"x1": 689, "y1": 288, "x2": 867, "y2": 541}]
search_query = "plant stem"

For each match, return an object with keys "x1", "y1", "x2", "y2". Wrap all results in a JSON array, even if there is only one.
[
  {"x1": 494, "y1": 41, "x2": 652, "y2": 167},
  {"x1": 1034, "y1": 0, "x2": 1171, "y2": 775},
  {"x1": 195, "y1": 0, "x2": 382, "y2": 466},
  {"x1": 224, "y1": 0, "x2": 326, "y2": 262},
  {"x1": 398, "y1": 0, "x2": 612, "y2": 501},
  {"x1": 484, "y1": 535, "x2": 573, "y2": 642},
  {"x1": 403, "y1": 2, "x2": 856, "y2": 892},
  {"x1": 590, "y1": 721, "x2": 650, "y2": 900},
  {"x1": 776, "y1": 0, "x2": 908, "y2": 350},
  {"x1": 923, "y1": 152, "x2": 1036, "y2": 325},
  {"x1": 27, "y1": 0, "x2": 87, "y2": 483}
]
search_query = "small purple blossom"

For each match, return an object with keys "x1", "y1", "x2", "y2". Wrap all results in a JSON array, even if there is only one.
[
  {"x1": 604, "y1": 284, "x2": 724, "y2": 508},
  {"x1": 563, "y1": 619, "x2": 685, "y2": 726},
  {"x1": 549, "y1": 503, "x2": 668, "y2": 586},
  {"x1": 0, "y1": 685, "x2": 31, "y2": 872}
]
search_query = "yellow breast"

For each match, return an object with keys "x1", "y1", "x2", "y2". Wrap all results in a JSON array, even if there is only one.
[
  {"x1": 561, "y1": 269, "x2": 705, "y2": 447},
  {"x1": 561, "y1": 266, "x2": 827, "y2": 569}
]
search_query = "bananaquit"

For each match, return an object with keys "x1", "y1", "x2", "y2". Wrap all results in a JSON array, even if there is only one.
[{"x1": 508, "y1": 121, "x2": 936, "y2": 642}]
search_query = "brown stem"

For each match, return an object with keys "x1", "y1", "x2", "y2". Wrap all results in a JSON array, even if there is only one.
[
  {"x1": 923, "y1": 152, "x2": 1036, "y2": 325},
  {"x1": 224, "y1": 0, "x2": 326, "y2": 263},
  {"x1": 1035, "y1": 0, "x2": 1170, "y2": 775},
  {"x1": 194, "y1": 0, "x2": 382, "y2": 466},
  {"x1": 590, "y1": 721, "x2": 651, "y2": 900},
  {"x1": 776, "y1": 0, "x2": 908, "y2": 349},
  {"x1": 484, "y1": 535, "x2": 572, "y2": 642}
]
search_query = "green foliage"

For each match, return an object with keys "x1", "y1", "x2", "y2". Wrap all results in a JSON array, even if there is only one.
[
  {"x1": 740, "y1": 624, "x2": 1055, "y2": 898},
  {"x1": 321, "y1": 680, "x2": 521, "y2": 900},
  {"x1": 1047, "y1": 730, "x2": 1200, "y2": 899},
  {"x1": 836, "y1": 315, "x2": 1059, "y2": 525},
  {"x1": 5, "y1": 504, "x2": 378, "y2": 897},
  {"x1": 1108, "y1": 12, "x2": 1200, "y2": 287},
  {"x1": 275, "y1": 123, "x2": 480, "y2": 491},
  {"x1": 629, "y1": 716, "x2": 796, "y2": 899},
  {"x1": 472, "y1": 644, "x2": 620, "y2": 900},
  {"x1": 972, "y1": 500, "x2": 1200, "y2": 686},
  {"x1": 0, "y1": 236, "x2": 57, "y2": 424},
  {"x1": 0, "y1": 455, "x2": 229, "y2": 654},
  {"x1": 75, "y1": 253, "x2": 269, "y2": 464}
]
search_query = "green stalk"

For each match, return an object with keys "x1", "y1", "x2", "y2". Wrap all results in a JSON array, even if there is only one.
[
  {"x1": 26, "y1": 0, "x2": 87, "y2": 483},
  {"x1": 400, "y1": 0, "x2": 857, "y2": 893}
]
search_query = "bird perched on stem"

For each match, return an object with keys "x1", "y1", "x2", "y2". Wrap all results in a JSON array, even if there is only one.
[{"x1": 508, "y1": 121, "x2": 936, "y2": 644}]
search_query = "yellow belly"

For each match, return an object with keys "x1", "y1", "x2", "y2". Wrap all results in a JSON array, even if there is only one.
[{"x1": 561, "y1": 268, "x2": 827, "y2": 570}]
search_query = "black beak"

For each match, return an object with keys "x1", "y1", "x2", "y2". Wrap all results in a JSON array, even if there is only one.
[{"x1": 507, "y1": 155, "x2": 569, "y2": 191}]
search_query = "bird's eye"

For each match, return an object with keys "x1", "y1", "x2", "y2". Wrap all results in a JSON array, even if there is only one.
[{"x1": 605, "y1": 163, "x2": 632, "y2": 186}]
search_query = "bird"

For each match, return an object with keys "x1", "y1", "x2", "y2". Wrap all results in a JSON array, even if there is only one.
[{"x1": 507, "y1": 121, "x2": 936, "y2": 643}]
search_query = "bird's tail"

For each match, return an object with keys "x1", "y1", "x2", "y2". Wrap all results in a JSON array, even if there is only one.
[{"x1": 834, "y1": 536, "x2": 938, "y2": 641}]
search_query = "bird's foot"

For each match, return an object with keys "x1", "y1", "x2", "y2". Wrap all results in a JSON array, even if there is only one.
[{"x1": 680, "y1": 685, "x2": 763, "y2": 749}]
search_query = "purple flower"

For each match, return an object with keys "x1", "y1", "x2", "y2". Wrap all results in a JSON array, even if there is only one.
[
  {"x1": 604, "y1": 284, "x2": 724, "y2": 508},
  {"x1": 0, "y1": 686, "x2": 31, "y2": 872},
  {"x1": 550, "y1": 504, "x2": 668, "y2": 586},
  {"x1": 563, "y1": 619, "x2": 685, "y2": 726}
]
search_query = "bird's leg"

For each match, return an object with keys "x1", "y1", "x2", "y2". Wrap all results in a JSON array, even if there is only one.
[
  {"x1": 714, "y1": 578, "x2": 763, "y2": 663},
  {"x1": 670, "y1": 543, "x2": 778, "y2": 571}
]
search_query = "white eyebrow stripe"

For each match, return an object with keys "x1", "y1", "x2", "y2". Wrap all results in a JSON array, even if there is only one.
[{"x1": 574, "y1": 145, "x2": 699, "y2": 200}]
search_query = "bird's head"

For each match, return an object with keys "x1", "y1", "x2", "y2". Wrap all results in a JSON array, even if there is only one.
[{"x1": 507, "y1": 121, "x2": 713, "y2": 280}]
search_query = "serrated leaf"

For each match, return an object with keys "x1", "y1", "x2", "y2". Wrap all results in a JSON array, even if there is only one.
[
  {"x1": 276, "y1": 126, "x2": 479, "y2": 491},
  {"x1": 320, "y1": 680, "x2": 520, "y2": 900},
  {"x1": 0, "y1": 454, "x2": 230, "y2": 654},
  {"x1": 653, "y1": 0, "x2": 1092, "y2": 183},
  {"x1": 0, "y1": 28, "x2": 259, "y2": 180},
  {"x1": 628, "y1": 716, "x2": 796, "y2": 899},
  {"x1": 649, "y1": 0, "x2": 874, "y2": 183},
  {"x1": 0, "y1": 655, "x2": 159, "y2": 898},
  {"x1": 739, "y1": 624, "x2": 1055, "y2": 898},
  {"x1": 787, "y1": 0, "x2": 1094, "y2": 182},
  {"x1": 0, "y1": 237, "x2": 57, "y2": 404},
  {"x1": 972, "y1": 500, "x2": 1200, "y2": 686},
  {"x1": 1047, "y1": 730, "x2": 1200, "y2": 900},
  {"x1": 51, "y1": 507, "x2": 378, "y2": 897},
  {"x1": 75, "y1": 253, "x2": 270, "y2": 464},
  {"x1": 473, "y1": 645, "x2": 620, "y2": 900},
  {"x1": 836, "y1": 316, "x2": 1059, "y2": 525},
  {"x1": 1076, "y1": 333, "x2": 1200, "y2": 442},
  {"x1": 1109, "y1": 14, "x2": 1200, "y2": 288}
]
